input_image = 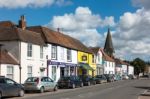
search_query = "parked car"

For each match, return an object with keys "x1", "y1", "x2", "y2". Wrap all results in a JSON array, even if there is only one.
[
  {"x1": 122, "y1": 75, "x2": 129, "y2": 80},
  {"x1": 94, "y1": 75, "x2": 107, "y2": 84},
  {"x1": 0, "y1": 76, "x2": 24, "y2": 98},
  {"x1": 79, "y1": 75, "x2": 96, "y2": 86},
  {"x1": 114, "y1": 75, "x2": 122, "y2": 81},
  {"x1": 57, "y1": 76, "x2": 83, "y2": 89},
  {"x1": 24, "y1": 77, "x2": 58, "y2": 93},
  {"x1": 104, "y1": 74, "x2": 114, "y2": 82}
]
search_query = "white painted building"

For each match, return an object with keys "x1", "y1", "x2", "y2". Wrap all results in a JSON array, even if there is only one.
[
  {"x1": 27, "y1": 26, "x2": 78, "y2": 82},
  {"x1": 128, "y1": 65, "x2": 134, "y2": 75},
  {"x1": 89, "y1": 47, "x2": 104, "y2": 75},
  {"x1": 0, "y1": 16, "x2": 47, "y2": 83},
  {"x1": 100, "y1": 49, "x2": 115, "y2": 74}
]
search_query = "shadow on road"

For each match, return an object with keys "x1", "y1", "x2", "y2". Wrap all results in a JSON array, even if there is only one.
[{"x1": 134, "y1": 86, "x2": 150, "y2": 90}]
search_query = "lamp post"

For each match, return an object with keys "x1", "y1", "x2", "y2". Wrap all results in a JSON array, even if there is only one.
[{"x1": 0, "y1": 44, "x2": 4, "y2": 75}]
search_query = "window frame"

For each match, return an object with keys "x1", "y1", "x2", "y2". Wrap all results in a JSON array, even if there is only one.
[
  {"x1": 7, "y1": 66, "x2": 14, "y2": 80},
  {"x1": 27, "y1": 66, "x2": 32, "y2": 77},
  {"x1": 67, "y1": 49, "x2": 72, "y2": 62},
  {"x1": 51, "y1": 45, "x2": 57, "y2": 60},
  {"x1": 27, "y1": 43, "x2": 33, "y2": 57},
  {"x1": 40, "y1": 46, "x2": 44, "y2": 59}
]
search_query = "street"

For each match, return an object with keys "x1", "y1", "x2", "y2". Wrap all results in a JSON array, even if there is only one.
[{"x1": 11, "y1": 79, "x2": 150, "y2": 99}]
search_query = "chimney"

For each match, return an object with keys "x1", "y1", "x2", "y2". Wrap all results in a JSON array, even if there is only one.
[{"x1": 18, "y1": 15, "x2": 26, "y2": 30}]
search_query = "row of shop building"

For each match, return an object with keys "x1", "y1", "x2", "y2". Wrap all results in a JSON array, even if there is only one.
[{"x1": 0, "y1": 16, "x2": 134, "y2": 83}]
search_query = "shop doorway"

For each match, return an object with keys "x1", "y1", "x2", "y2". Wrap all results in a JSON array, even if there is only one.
[{"x1": 60, "y1": 67, "x2": 65, "y2": 77}]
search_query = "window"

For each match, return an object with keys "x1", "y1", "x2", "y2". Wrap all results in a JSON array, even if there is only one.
[
  {"x1": 92, "y1": 55, "x2": 95, "y2": 63},
  {"x1": 27, "y1": 66, "x2": 32, "y2": 77},
  {"x1": 7, "y1": 66, "x2": 14, "y2": 79},
  {"x1": 60, "y1": 47, "x2": 64, "y2": 60},
  {"x1": 51, "y1": 45, "x2": 57, "y2": 59},
  {"x1": 52, "y1": 66, "x2": 56, "y2": 81},
  {"x1": 27, "y1": 43, "x2": 32, "y2": 57},
  {"x1": 82, "y1": 55, "x2": 87, "y2": 61},
  {"x1": 67, "y1": 49, "x2": 72, "y2": 61},
  {"x1": 40, "y1": 46, "x2": 44, "y2": 59}
]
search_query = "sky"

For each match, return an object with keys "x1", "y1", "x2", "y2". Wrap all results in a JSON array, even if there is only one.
[{"x1": 0, "y1": 0, "x2": 150, "y2": 61}]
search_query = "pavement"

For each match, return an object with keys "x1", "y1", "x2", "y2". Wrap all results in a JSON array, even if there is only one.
[{"x1": 138, "y1": 89, "x2": 150, "y2": 99}]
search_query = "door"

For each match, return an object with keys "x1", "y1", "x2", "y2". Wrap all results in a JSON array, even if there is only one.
[
  {"x1": 47, "y1": 77, "x2": 55, "y2": 90},
  {"x1": 60, "y1": 67, "x2": 65, "y2": 77}
]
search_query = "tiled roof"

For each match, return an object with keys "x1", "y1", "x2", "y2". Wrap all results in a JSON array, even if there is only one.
[
  {"x1": 89, "y1": 47, "x2": 100, "y2": 54},
  {"x1": 1, "y1": 50, "x2": 18, "y2": 65},
  {"x1": 0, "y1": 23, "x2": 45, "y2": 45},
  {"x1": 27, "y1": 26, "x2": 92, "y2": 53},
  {"x1": 100, "y1": 48, "x2": 115, "y2": 62},
  {"x1": 0, "y1": 21, "x2": 16, "y2": 28},
  {"x1": 115, "y1": 58, "x2": 130, "y2": 65}
]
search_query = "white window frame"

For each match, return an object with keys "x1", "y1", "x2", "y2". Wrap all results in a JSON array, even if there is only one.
[
  {"x1": 40, "y1": 46, "x2": 44, "y2": 59},
  {"x1": 67, "y1": 49, "x2": 72, "y2": 61},
  {"x1": 7, "y1": 66, "x2": 14, "y2": 79},
  {"x1": 51, "y1": 45, "x2": 57, "y2": 60},
  {"x1": 27, "y1": 66, "x2": 32, "y2": 77},
  {"x1": 27, "y1": 43, "x2": 33, "y2": 57}
]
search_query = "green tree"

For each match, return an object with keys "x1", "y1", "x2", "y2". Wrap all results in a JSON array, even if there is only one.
[{"x1": 130, "y1": 58, "x2": 146, "y2": 75}]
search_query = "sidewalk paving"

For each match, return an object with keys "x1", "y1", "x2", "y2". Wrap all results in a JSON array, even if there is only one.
[{"x1": 138, "y1": 90, "x2": 150, "y2": 99}]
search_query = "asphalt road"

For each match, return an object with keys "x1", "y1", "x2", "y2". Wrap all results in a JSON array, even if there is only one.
[{"x1": 13, "y1": 79, "x2": 150, "y2": 99}]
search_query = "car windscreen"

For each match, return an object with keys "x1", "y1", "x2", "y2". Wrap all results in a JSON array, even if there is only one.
[
  {"x1": 60, "y1": 77, "x2": 71, "y2": 81},
  {"x1": 25, "y1": 77, "x2": 39, "y2": 82}
]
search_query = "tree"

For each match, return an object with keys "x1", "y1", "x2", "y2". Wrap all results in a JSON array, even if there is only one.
[{"x1": 130, "y1": 58, "x2": 146, "y2": 75}]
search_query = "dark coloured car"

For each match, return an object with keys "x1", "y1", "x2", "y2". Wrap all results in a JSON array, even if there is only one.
[
  {"x1": 104, "y1": 74, "x2": 114, "y2": 82},
  {"x1": 95, "y1": 75, "x2": 107, "y2": 84},
  {"x1": 0, "y1": 76, "x2": 24, "y2": 98},
  {"x1": 79, "y1": 75, "x2": 96, "y2": 86},
  {"x1": 57, "y1": 76, "x2": 83, "y2": 89}
]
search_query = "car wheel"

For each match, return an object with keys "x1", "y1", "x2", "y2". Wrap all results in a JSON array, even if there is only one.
[
  {"x1": 54, "y1": 85, "x2": 58, "y2": 91},
  {"x1": 39, "y1": 87, "x2": 44, "y2": 93},
  {"x1": 72, "y1": 83, "x2": 75, "y2": 89},
  {"x1": 80, "y1": 82, "x2": 83, "y2": 87},
  {"x1": 87, "y1": 82, "x2": 90, "y2": 86},
  {"x1": 18, "y1": 89, "x2": 24, "y2": 97}
]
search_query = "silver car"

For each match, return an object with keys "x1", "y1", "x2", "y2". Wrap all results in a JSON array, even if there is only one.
[{"x1": 24, "y1": 77, "x2": 58, "y2": 93}]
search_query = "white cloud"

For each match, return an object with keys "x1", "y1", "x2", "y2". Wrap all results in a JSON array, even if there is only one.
[
  {"x1": 0, "y1": 0, "x2": 72, "y2": 8},
  {"x1": 113, "y1": 8, "x2": 150, "y2": 60},
  {"x1": 48, "y1": 6, "x2": 116, "y2": 47},
  {"x1": 55, "y1": 0, "x2": 73, "y2": 7},
  {"x1": 132, "y1": 0, "x2": 150, "y2": 10}
]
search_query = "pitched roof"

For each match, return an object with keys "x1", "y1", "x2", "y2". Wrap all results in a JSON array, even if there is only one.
[
  {"x1": 27, "y1": 26, "x2": 92, "y2": 53},
  {"x1": 0, "y1": 21, "x2": 16, "y2": 28},
  {"x1": 89, "y1": 47, "x2": 100, "y2": 54},
  {"x1": 100, "y1": 48, "x2": 115, "y2": 62},
  {"x1": 0, "y1": 25, "x2": 45, "y2": 45},
  {"x1": 104, "y1": 28, "x2": 114, "y2": 56},
  {"x1": 1, "y1": 50, "x2": 18, "y2": 65},
  {"x1": 115, "y1": 58, "x2": 130, "y2": 65}
]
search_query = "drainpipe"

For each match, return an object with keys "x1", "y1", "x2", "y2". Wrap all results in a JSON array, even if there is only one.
[{"x1": 19, "y1": 41, "x2": 22, "y2": 84}]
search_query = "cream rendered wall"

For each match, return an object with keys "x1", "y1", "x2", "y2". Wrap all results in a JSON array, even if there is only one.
[
  {"x1": 122, "y1": 65, "x2": 128, "y2": 75},
  {"x1": 20, "y1": 42, "x2": 47, "y2": 83}
]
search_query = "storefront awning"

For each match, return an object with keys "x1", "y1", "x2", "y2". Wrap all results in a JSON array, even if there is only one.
[{"x1": 78, "y1": 63, "x2": 94, "y2": 71}]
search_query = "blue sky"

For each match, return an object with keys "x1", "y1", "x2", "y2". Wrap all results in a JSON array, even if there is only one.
[
  {"x1": 0, "y1": 0, "x2": 136, "y2": 26},
  {"x1": 0, "y1": 0, "x2": 150, "y2": 60}
]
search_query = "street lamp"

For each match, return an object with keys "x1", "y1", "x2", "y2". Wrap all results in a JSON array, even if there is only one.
[{"x1": 0, "y1": 44, "x2": 4, "y2": 75}]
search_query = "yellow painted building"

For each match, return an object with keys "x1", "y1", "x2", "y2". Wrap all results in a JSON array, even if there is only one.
[{"x1": 77, "y1": 51, "x2": 96, "y2": 76}]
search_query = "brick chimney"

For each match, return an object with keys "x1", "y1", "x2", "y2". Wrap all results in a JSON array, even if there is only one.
[{"x1": 18, "y1": 15, "x2": 26, "y2": 30}]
